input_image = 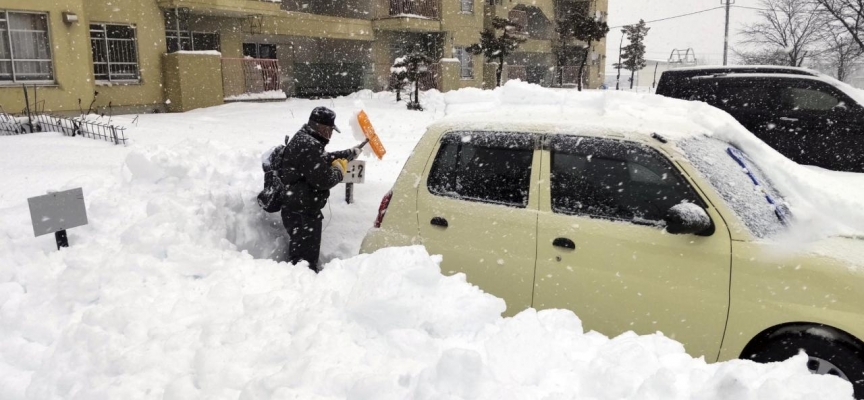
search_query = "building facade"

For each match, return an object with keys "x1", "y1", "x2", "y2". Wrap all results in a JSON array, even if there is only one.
[{"x1": 0, "y1": 0, "x2": 608, "y2": 114}]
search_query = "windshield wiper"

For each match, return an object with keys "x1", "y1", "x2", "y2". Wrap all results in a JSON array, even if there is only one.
[{"x1": 726, "y1": 147, "x2": 791, "y2": 225}]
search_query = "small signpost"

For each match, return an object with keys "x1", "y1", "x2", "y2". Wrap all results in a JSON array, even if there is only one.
[
  {"x1": 27, "y1": 188, "x2": 88, "y2": 250},
  {"x1": 343, "y1": 160, "x2": 366, "y2": 204}
]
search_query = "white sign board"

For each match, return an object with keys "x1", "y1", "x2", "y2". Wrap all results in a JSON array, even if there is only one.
[
  {"x1": 27, "y1": 188, "x2": 88, "y2": 237},
  {"x1": 342, "y1": 160, "x2": 366, "y2": 184}
]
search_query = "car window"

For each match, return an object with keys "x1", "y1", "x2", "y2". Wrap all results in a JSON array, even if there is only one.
[
  {"x1": 427, "y1": 131, "x2": 534, "y2": 208},
  {"x1": 782, "y1": 87, "x2": 840, "y2": 111},
  {"x1": 716, "y1": 84, "x2": 783, "y2": 112},
  {"x1": 678, "y1": 137, "x2": 789, "y2": 238},
  {"x1": 549, "y1": 136, "x2": 704, "y2": 223}
]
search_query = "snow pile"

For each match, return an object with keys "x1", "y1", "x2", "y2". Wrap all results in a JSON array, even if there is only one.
[
  {"x1": 0, "y1": 166, "x2": 852, "y2": 399},
  {"x1": 441, "y1": 81, "x2": 864, "y2": 240}
]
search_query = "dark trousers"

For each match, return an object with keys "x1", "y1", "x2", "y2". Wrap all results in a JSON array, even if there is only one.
[{"x1": 281, "y1": 209, "x2": 323, "y2": 272}]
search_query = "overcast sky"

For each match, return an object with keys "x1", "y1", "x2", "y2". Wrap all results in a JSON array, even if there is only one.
[{"x1": 606, "y1": 0, "x2": 766, "y2": 69}]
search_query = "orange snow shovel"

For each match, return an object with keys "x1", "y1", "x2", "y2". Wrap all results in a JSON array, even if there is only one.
[{"x1": 357, "y1": 110, "x2": 386, "y2": 160}]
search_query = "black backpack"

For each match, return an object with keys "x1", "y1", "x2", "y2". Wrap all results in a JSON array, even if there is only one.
[{"x1": 257, "y1": 145, "x2": 286, "y2": 213}]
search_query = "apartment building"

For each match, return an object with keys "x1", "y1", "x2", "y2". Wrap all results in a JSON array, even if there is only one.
[{"x1": 0, "y1": 0, "x2": 608, "y2": 114}]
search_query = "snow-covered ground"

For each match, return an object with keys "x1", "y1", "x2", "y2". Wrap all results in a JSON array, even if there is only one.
[{"x1": 0, "y1": 83, "x2": 859, "y2": 399}]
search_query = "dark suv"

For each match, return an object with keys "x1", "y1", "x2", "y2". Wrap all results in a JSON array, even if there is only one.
[{"x1": 656, "y1": 66, "x2": 863, "y2": 173}]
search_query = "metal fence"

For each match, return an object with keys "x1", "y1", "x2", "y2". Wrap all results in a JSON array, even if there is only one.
[
  {"x1": 31, "y1": 115, "x2": 128, "y2": 145},
  {"x1": 0, "y1": 113, "x2": 26, "y2": 135},
  {"x1": 222, "y1": 58, "x2": 282, "y2": 99}
]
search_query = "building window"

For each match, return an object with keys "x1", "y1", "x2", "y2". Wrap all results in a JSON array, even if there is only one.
[
  {"x1": 90, "y1": 23, "x2": 139, "y2": 82},
  {"x1": 0, "y1": 11, "x2": 53, "y2": 82},
  {"x1": 461, "y1": 0, "x2": 474, "y2": 13},
  {"x1": 453, "y1": 46, "x2": 473, "y2": 79},
  {"x1": 163, "y1": 9, "x2": 219, "y2": 53},
  {"x1": 164, "y1": 9, "x2": 190, "y2": 52},
  {"x1": 192, "y1": 32, "x2": 220, "y2": 52},
  {"x1": 243, "y1": 43, "x2": 276, "y2": 59}
]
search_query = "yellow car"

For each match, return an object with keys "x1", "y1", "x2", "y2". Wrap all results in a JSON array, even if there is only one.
[{"x1": 361, "y1": 120, "x2": 864, "y2": 397}]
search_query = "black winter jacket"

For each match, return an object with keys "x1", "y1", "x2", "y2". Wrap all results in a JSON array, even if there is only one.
[{"x1": 279, "y1": 125, "x2": 353, "y2": 215}]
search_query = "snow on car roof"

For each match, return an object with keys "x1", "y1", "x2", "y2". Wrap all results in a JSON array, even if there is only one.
[
  {"x1": 669, "y1": 65, "x2": 820, "y2": 75},
  {"x1": 439, "y1": 80, "x2": 742, "y2": 143}
]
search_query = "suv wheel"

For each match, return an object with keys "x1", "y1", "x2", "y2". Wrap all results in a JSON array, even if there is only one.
[{"x1": 749, "y1": 331, "x2": 864, "y2": 399}]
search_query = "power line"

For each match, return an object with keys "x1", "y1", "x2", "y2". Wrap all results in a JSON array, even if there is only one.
[
  {"x1": 610, "y1": 7, "x2": 724, "y2": 29},
  {"x1": 731, "y1": 5, "x2": 771, "y2": 11},
  {"x1": 610, "y1": 4, "x2": 768, "y2": 29}
]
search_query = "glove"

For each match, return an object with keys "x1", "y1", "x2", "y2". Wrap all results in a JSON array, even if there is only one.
[
  {"x1": 331, "y1": 158, "x2": 348, "y2": 175},
  {"x1": 344, "y1": 147, "x2": 361, "y2": 161}
]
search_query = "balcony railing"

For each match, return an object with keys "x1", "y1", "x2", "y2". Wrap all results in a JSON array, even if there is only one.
[
  {"x1": 221, "y1": 58, "x2": 281, "y2": 99},
  {"x1": 390, "y1": 0, "x2": 439, "y2": 19}
]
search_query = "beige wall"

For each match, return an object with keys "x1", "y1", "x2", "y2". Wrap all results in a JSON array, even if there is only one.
[
  {"x1": 0, "y1": 0, "x2": 91, "y2": 114},
  {"x1": 162, "y1": 53, "x2": 223, "y2": 112},
  {"x1": 0, "y1": 0, "x2": 168, "y2": 114},
  {"x1": 84, "y1": 1, "x2": 166, "y2": 112}
]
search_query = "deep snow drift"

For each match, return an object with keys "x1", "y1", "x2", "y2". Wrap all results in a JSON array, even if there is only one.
[{"x1": 0, "y1": 83, "x2": 859, "y2": 399}]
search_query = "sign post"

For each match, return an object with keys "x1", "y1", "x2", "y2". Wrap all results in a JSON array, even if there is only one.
[
  {"x1": 342, "y1": 160, "x2": 366, "y2": 204},
  {"x1": 27, "y1": 188, "x2": 88, "y2": 250}
]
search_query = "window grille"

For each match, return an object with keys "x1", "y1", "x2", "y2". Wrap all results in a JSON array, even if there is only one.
[
  {"x1": 0, "y1": 11, "x2": 53, "y2": 82},
  {"x1": 164, "y1": 8, "x2": 220, "y2": 53},
  {"x1": 164, "y1": 8, "x2": 190, "y2": 52},
  {"x1": 453, "y1": 47, "x2": 473, "y2": 79},
  {"x1": 461, "y1": 0, "x2": 474, "y2": 12},
  {"x1": 90, "y1": 23, "x2": 139, "y2": 82}
]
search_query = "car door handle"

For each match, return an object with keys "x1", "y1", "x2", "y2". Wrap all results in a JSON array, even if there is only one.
[
  {"x1": 553, "y1": 237, "x2": 576, "y2": 250},
  {"x1": 779, "y1": 117, "x2": 799, "y2": 122},
  {"x1": 430, "y1": 217, "x2": 448, "y2": 228}
]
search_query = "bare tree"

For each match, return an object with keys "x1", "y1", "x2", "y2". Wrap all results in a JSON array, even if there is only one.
[
  {"x1": 738, "y1": 0, "x2": 828, "y2": 67},
  {"x1": 818, "y1": 25, "x2": 864, "y2": 80},
  {"x1": 813, "y1": 0, "x2": 864, "y2": 52},
  {"x1": 733, "y1": 48, "x2": 792, "y2": 65}
]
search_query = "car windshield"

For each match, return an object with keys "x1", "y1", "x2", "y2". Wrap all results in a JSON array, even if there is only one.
[{"x1": 678, "y1": 137, "x2": 791, "y2": 238}]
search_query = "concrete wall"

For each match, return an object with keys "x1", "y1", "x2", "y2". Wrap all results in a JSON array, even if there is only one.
[{"x1": 162, "y1": 52, "x2": 223, "y2": 112}]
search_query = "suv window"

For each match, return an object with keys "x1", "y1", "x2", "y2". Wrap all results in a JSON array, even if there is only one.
[
  {"x1": 783, "y1": 87, "x2": 840, "y2": 111},
  {"x1": 550, "y1": 136, "x2": 704, "y2": 223},
  {"x1": 679, "y1": 137, "x2": 789, "y2": 238},
  {"x1": 427, "y1": 132, "x2": 534, "y2": 207},
  {"x1": 695, "y1": 78, "x2": 848, "y2": 113}
]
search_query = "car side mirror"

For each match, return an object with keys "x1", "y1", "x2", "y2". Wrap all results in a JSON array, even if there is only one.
[{"x1": 665, "y1": 203, "x2": 714, "y2": 236}]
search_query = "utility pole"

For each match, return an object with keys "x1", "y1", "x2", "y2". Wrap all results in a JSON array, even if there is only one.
[
  {"x1": 616, "y1": 33, "x2": 624, "y2": 90},
  {"x1": 722, "y1": 0, "x2": 734, "y2": 65}
]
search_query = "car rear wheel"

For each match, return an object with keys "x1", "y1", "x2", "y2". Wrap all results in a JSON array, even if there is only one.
[{"x1": 749, "y1": 331, "x2": 864, "y2": 399}]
